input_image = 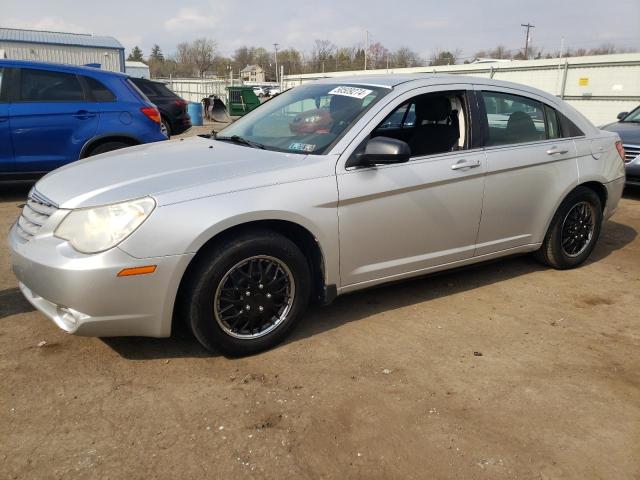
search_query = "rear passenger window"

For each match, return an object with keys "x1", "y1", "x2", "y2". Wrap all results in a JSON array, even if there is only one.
[
  {"x1": 84, "y1": 76, "x2": 116, "y2": 102},
  {"x1": 557, "y1": 111, "x2": 584, "y2": 137},
  {"x1": 20, "y1": 69, "x2": 84, "y2": 102},
  {"x1": 481, "y1": 91, "x2": 546, "y2": 146}
]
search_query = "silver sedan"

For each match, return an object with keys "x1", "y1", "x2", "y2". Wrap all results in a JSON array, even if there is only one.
[{"x1": 9, "y1": 75, "x2": 626, "y2": 355}]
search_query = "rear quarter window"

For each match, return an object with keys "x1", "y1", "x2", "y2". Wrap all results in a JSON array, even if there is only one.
[{"x1": 83, "y1": 76, "x2": 116, "y2": 102}]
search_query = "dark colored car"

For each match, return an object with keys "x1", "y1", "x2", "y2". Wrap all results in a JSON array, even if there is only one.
[
  {"x1": 0, "y1": 60, "x2": 167, "y2": 179},
  {"x1": 129, "y1": 78, "x2": 191, "y2": 137},
  {"x1": 601, "y1": 106, "x2": 640, "y2": 186}
]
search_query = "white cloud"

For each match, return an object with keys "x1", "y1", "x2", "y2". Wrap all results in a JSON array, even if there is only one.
[{"x1": 164, "y1": 8, "x2": 217, "y2": 32}]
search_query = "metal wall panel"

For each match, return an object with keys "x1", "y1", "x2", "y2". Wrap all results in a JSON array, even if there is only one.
[{"x1": 0, "y1": 42, "x2": 123, "y2": 72}]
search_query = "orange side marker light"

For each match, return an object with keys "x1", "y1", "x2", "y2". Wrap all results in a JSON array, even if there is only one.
[{"x1": 117, "y1": 265, "x2": 157, "y2": 277}]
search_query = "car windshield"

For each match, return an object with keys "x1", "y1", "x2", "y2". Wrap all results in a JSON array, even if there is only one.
[
  {"x1": 622, "y1": 106, "x2": 640, "y2": 123},
  {"x1": 217, "y1": 83, "x2": 389, "y2": 154}
]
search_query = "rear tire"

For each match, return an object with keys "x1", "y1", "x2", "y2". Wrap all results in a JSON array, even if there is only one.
[
  {"x1": 161, "y1": 118, "x2": 172, "y2": 138},
  {"x1": 183, "y1": 230, "x2": 311, "y2": 356},
  {"x1": 88, "y1": 141, "x2": 131, "y2": 156},
  {"x1": 534, "y1": 187, "x2": 603, "y2": 269}
]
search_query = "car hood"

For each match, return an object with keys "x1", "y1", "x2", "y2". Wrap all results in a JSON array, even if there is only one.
[
  {"x1": 600, "y1": 122, "x2": 640, "y2": 144},
  {"x1": 35, "y1": 137, "x2": 335, "y2": 209}
]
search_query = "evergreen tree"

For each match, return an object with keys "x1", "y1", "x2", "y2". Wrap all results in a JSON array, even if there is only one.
[
  {"x1": 149, "y1": 44, "x2": 164, "y2": 62},
  {"x1": 127, "y1": 46, "x2": 144, "y2": 62}
]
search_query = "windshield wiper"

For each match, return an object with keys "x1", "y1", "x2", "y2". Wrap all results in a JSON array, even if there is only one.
[{"x1": 216, "y1": 135, "x2": 266, "y2": 149}]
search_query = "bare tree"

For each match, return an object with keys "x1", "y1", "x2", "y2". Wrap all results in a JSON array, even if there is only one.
[{"x1": 190, "y1": 38, "x2": 217, "y2": 77}]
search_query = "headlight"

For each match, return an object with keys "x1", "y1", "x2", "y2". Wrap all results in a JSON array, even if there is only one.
[{"x1": 55, "y1": 197, "x2": 156, "y2": 254}]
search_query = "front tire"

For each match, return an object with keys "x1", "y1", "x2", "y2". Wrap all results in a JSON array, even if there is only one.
[
  {"x1": 534, "y1": 187, "x2": 603, "y2": 269},
  {"x1": 183, "y1": 230, "x2": 311, "y2": 356}
]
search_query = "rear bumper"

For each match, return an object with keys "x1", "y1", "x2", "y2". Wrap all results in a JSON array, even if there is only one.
[
  {"x1": 9, "y1": 222, "x2": 193, "y2": 337},
  {"x1": 171, "y1": 113, "x2": 192, "y2": 135},
  {"x1": 604, "y1": 176, "x2": 626, "y2": 220}
]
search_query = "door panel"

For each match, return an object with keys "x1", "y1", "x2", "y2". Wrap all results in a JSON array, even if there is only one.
[
  {"x1": 0, "y1": 67, "x2": 14, "y2": 172},
  {"x1": 337, "y1": 150, "x2": 486, "y2": 286},
  {"x1": 10, "y1": 68, "x2": 99, "y2": 173},
  {"x1": 474, "y1": 86, "x2": 578, "y2": 255},
  {"x1": 0, "y1": 104, "x2": 13, "y2": 172}
]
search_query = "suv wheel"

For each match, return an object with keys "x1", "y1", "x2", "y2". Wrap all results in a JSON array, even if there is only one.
[
  {"x1": 534, "y1": 187, "x2": 603, "y2": 269},
  {"x1": 89, "y1": 141, "x2": 131, "y2": 156},
  {"x1": 161, "y1": 118, "x2": 171, "y2": 138},
  {"x1": 183, "y1": 230, "x2": 311, "y2": 356}
]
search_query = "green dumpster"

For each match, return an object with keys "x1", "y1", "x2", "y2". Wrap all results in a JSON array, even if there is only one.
[{"x1": 226, "y1": 87, "x2": 261, "y2": 117}]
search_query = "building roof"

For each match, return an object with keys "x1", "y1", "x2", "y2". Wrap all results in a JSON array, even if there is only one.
[
  {"x1": 125, "y1": 61, "x2": 149, "y2": 68},
  {"x1": 241, "y1": 64, "x2": 263, "y2": 73},
  {"x1": 0, "y1": 27, "x2": 123, "y2": 50}
]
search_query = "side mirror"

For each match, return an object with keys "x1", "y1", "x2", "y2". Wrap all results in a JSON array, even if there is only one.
[
  {"x1": 349, "y1": 136, "x2": 411, "y2": 168},
  {"x1": 617, "y1": 111, "x2": 628, "y2": 121}
]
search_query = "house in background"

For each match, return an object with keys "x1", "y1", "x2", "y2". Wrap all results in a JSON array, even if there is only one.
[
  {"x1": 0, "y1": 27, "x2": 125, "y2": 72},
  {"x1": 240, "y1": 64, "x2": 265, "y2": 83}
]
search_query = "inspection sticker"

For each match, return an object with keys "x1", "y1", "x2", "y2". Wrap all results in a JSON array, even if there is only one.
[
  {"x1": 289, "y1": 142, "x2": 316, "y2": 152},
  {"x1": 328, "y1": 86, "x2": 373, "y2": 99}
]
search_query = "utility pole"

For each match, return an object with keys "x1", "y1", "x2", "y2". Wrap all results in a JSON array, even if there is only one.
[
  {"x1": 521, "y1": 23, "x2": 535, "y2": 59},
  {"x1": 273, "y1": 43, "x2": 279, "y2": 84},
  {"x1": 364, "y1": 30, "x2": 370, "y2": 70}
]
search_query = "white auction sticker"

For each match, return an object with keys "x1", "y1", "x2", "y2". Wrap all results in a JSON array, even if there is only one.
[
  {"x1": 328, "y1": 86, "x2": 373, "y2": 99},
  {"x1": 289, "y1": 142, "x2": 316, "y2": 152}
]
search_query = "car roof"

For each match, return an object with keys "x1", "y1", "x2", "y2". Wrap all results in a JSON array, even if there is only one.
[
  {"x1": 0, "y1": 59, "x2": 127, "y2": 78},
  {"x1": 313, "y1": 73, "x2": 559, "y2": 103}
]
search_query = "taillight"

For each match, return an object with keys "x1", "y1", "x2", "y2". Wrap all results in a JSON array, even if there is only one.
[
  {"x1": 140, "y1": 106, "x2": 161, "y2": 124},
  {"x1": 615, "y1": 141, "x2": 627, "y2": 163},
  {"x1": 174, "y1": 99, "x2": 187, "y2": 107}
]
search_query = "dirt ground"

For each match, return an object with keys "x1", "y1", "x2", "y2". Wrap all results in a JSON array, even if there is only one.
[{"x1": 1, "y1": 152, "x2": 639, "y2": 478}]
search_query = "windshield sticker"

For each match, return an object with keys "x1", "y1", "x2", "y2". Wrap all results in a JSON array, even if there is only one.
[
  {"x1": 328, "y1": 86, "x2": 373, "y2": 99},
  {"x1": 289, "y1": 142, "x2": 316, "y2": 152}
]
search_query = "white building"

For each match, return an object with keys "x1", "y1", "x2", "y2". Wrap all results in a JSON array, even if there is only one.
[
  {"x1": 125, "y1": 61, "x2": 150, "y2": 79},
  {"x1": 283, "y1": 53, "x2": 640, "y2": 126},
  {"x1": 0, "y1": 27, "x2": 125, "y2": 72}
]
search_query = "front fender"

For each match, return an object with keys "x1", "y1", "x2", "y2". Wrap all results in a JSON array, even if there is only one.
[{"x1": 118, "y1": 177, "x2": 340, "y2": 287}]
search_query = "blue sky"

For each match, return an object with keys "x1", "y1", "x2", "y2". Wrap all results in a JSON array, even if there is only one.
[{"x1": 4, "y1": 0, "x2": 639, "y2": 60}]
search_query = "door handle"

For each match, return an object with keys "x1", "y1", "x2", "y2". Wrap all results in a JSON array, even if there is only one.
[
  {"x1": 451, "y1": 159, "x2": 481, "y2": 170},
  {"x1": 73, "y1": 110, "x2": 96, "y2": 120},
  {"x1": 546, "y1": 146, "x2": 569, "y2": 155}
]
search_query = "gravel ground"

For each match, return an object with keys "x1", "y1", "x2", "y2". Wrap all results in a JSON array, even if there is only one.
[{"x1": 1, "y1": 139, "x2": 639, "y2": 478}]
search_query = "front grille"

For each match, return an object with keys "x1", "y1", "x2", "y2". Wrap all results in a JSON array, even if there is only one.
[
  {"x1": 623, "y1": 144, "x2": 640, "y2": 163},
  {"x1": 16, "y1": 190, "x2": 58, "y2": 241}
]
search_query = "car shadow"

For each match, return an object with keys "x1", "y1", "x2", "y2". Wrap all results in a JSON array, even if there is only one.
[
  {"x1": 0, "y1": 181, "x2": 33, "y2": 202},
  {"x1": 102, "y1": 218, "x2": 636, "y2": 360},
  {"x1": 0, "y1": 287, "x2": 35, "y2": 320}
]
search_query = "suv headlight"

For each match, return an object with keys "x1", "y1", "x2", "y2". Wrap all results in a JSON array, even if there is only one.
[{"x1": 55, "y1": 197, "x2": 156, "y2": 254}]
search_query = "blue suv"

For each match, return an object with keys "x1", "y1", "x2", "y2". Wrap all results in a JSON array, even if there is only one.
[{"x1": 0, "y1": 60, "x2": 167, "y2": 179}]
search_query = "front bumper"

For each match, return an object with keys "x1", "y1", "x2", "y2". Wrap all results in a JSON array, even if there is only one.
[
  {"x1": 626, "y1": 158, "x2": 640, "y2": 186},
  {"x1": 9, "y1": 223, "x2": 193, "y2": 338}
]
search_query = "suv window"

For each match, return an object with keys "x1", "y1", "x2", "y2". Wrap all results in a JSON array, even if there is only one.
[
  {"x1": 84, "y1": 76, "x2": 116, "y2": 102},
  {"x1": 20, "y1": 68, "x2": 84, "y2": 102},
  {"x1": 132, "y1": 79, "x2": 176, "y2": 98},
  {"x1": 481, "y1": 91, "x2": 546, "y2": 146}
]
